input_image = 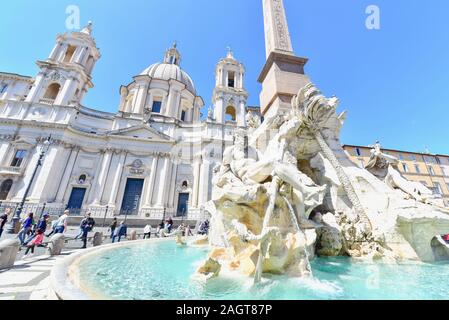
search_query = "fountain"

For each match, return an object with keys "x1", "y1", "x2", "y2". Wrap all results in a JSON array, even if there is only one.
[
  {"x1": 50, "y1": 0, "x2": 449, "y2": 300},
  {"x1": 194, "y1": 82, "x2": 449, "y2": 285}
]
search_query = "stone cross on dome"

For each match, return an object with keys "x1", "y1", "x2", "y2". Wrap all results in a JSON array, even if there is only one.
[
  {"x1": 226, "y1": 46, "x2": 234, "y2": 59},
  {"x1": 164, "y1": 41, "x2": 181, "y2": 65}
]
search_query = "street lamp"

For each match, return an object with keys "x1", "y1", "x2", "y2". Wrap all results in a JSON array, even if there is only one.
[{"x1": 7, "y1": 136, "x2": 52, "y2": 234}]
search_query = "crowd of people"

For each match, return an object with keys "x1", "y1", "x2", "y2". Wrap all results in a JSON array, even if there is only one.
[{"x1": 0, "y1": 207, "x2": 212, "y2": 258}]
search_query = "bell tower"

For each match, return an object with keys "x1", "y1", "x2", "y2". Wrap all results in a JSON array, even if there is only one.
[
  {"x1": 25, "y1": 21, "x2": 101, "y2": 106},
  {"x1": 259, "y1": 0, "x2": 310, "y2": 117},
  {"x1": 212, "y1": 49, "x2": 248, "y2": 127}
]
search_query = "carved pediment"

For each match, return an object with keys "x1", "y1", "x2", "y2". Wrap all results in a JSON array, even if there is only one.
[{"x1": 108, "y1": 124, "x2": 173, "y2": 142}]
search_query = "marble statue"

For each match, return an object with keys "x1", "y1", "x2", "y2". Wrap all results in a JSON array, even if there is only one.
[
  {"x1": 365, "y1": 142, "x2": 439, "y2": 205},
  {"x1": 194, "y1": 82, "x2": 449, "y2": 284}
]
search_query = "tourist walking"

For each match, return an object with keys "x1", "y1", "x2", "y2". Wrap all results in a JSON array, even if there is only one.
[
  {"x1": 109, "y1": 217, "x2": 117, "y2": 239},
  {"x1": 198, "y1": 219, "x2": 209, "y2": 235},
  {"x1": 156, "y1": 221, "x2": 165, "y2": 235},
  {"x1": 143, "y1": 224, "x2": 152, "y2": 239},
  {"x1": 24, "y1": 229, "x2": 45, "y2": 257},
  {"x1": 79, "y1": 213, "x2": 96, "y2": 249},
  {"x1": 46, "y1": 218, "x2": 59, "y2": 237},
  {"x1": 166, "y1": 217, "x2": 173, "y2": 233},
  {"x1": 24, "y1": 213, "x2": 50, "y2": 245},
  {"x1": 54, "y1": 210, "x2": 69, "y2": 234},
  {"x1": 112, "y1": 221, "x2": 127, "y2": 243},
  {"x1": 0, "y1": 207, "x2": 12, "y2": 238},
  {"x1": 17, "y1": 212, "x2": 34, "y2": 245}
]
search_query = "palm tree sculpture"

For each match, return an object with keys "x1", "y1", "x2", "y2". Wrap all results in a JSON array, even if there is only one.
[{"x1": 293, "y1": 83, "x2": 373, "y2": 236}]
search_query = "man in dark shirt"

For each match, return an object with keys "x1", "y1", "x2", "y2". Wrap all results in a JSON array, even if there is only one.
[
  {"x1": 80, "y1": 213, "x2": 95, "y2": 249},
  {"x1": 0, "y1": 208, "x2": 12, "y2": 238},
  {"x1": 112, "y1": 222, "x2": 127, "y2": 243}
]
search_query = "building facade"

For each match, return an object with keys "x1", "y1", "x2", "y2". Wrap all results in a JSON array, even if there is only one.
[
  {"x1": 343, "y1": 145, "x2": 449, "y2": 207},
  {"x1": 0, "y1": 23, "x2": 255, "y2": 222}
]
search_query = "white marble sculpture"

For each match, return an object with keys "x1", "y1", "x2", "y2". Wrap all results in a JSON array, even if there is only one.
[{"x1": 195, "y1": 82, "x2": 449, "y2": 283}]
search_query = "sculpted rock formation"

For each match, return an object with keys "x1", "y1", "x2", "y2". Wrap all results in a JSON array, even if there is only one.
[{"x1": 195, "y1": 82, "x2": 449, "y2": 283}]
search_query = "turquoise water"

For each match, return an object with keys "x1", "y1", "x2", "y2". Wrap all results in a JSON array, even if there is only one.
[{"x1": 78, "y1": 241, "x2": 449, "y2": 300}]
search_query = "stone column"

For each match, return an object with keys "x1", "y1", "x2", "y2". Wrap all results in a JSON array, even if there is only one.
[
  {"x1": 12, "y1": 147, "x2": 38, "y2": 202},
  {"x1": 91, "y1": 150, "x2": 113, "y2": 205},
  {"x1": 56, "y1": 78, "x2": 78, "y2": 106},
  {"x1": 108, "y1": 152, "x2": 127, "y2": 206},
  {"x1": 0, "y1": 142, "x2": 10, "y2": 166},
  {"x1": 214, "y1": 98, "x2": 225, "y2": 124},
  {"x1": 191, "y1": 157, "x2": 202, "y2": 208},
  {"x1": 57, "y1": 44, "x2": 69, "y2": 62},
  {"x1": 55, "y1": 147, "x2": 78, "y2": 203},
  {"x1": 25, "y1": 74, "x2": 46, "y2": 103},
  {"x1": 237, "y1": 99, "x2": 246, "y2": 127},
  {"x1": 143, "y1": 156, "x2": 158, "y2": 206},
  {"x1": 134, "y1": 83, "x2": 149, "y2": 114},
  {"x1": 75, "y1": 47, "x2": 87, "y2": 64},
  {"x1": 168, "y1": 164, "x2": 178, "y2": 208},
  {"x1": 49, "y1": 44, "x2": 60, "y2": 60},
  {"x1": 155, "y1": 156, "x2": 170, "y2": 207},
  {"x1": 198, "y1": 160, "x2": 211, "y2": 205},
  {"x1": 165, "y1": 88, "x2": 177, "y2": 117},
  {"x1": 29, "y1": 144, "x2": 67, "y2": 202}
]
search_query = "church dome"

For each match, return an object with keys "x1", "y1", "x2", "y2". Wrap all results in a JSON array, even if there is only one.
[
  {"x1": 140, "y1": 62, "x2": 196, "y2": 94},
  {"x1": 140, "y1": 43, "x2": 196, "y2": 94}
]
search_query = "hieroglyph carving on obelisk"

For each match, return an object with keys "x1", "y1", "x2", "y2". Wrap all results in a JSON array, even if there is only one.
[{"x1": 262, "y1": 0, "x2": 294, "y2": 58}]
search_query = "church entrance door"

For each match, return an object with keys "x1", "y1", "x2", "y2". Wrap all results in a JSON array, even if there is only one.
[
  {"x1": 121, "y1": 178, "x2": 144, "y2": 215},
  {"x1": 67, "y1": 187, "x2": 87, "y2": 214},
  {"x1": 176, "y1": 193, "x2": 189, "y2": 217}
]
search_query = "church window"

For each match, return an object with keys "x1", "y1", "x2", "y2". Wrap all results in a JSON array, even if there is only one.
[
  {"x1": 0, "y1": 83, "x2": 7, "y2": 94},
  {"x1": 356, "y1": 148, "x2": 362, "y2": 156},
  {"x1": 43, "y1": 83, "x2": 61, "y2": 100},
  {"x1": 428, "y1": 166, "x2": 435, "y2": 175},
  {"x1": 402, "y1": 163, "x2": 408, "y2": 173},
  {"x1": 181, "y1": 110, "x2": 186, "y2": 121},
  {"x1": 63, "y1": 45, "x2": 77, "y2": 63},
  {"x1": 170, "y1": 56, "x2": 177, "y2": 64},
  {"x1": 78, "y1": 174, "x2": 87, "y2": 184},
  {"x1": 433, "y1": 182, "x2": 442, "y2": 195},
  {"x1": 415, "y1": 164, "x2": 421, "y2": 174},
  {"x1": 225, "y1": 106, "x2": 236, "y2": 122},
  {"x1": 11, "y1": 150, "x2": 27, "y2": 167},
  {"x1": 152, "y1": 100, "x2": 162, "y2": 113},
  {"x1": 0, "y1": 179, "x2": 13, "y2": 200},
  {"x1": 228, "y1": 72, "x2": 235, "y2": 88}
]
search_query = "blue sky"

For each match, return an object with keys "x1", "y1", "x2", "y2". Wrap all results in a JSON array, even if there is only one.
[{"x1": 1, "y1": 0, "x2": 448, "y2": 154}]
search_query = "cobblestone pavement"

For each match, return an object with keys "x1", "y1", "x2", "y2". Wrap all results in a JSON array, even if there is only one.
[{"x1": 0, "y1": 226, "x2": 145, "y2": 300}]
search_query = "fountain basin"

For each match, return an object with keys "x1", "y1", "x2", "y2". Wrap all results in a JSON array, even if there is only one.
[{"x1": 51, "y1": 238, "x2": 449, "y2": 300}]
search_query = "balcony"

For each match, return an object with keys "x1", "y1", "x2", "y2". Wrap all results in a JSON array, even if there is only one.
[
  {"x1": 39, "y1": 98, "x2": 55, "y2": 105},
  {"x1": 0, "y1": 165, "x2": 24, "y2": 176}
]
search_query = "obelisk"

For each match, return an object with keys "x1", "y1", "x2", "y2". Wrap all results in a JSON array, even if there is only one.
[{"x1": 259, "y1": 0, "x2": 310, "y2": 116}]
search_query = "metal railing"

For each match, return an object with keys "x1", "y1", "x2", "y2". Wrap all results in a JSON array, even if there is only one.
[{"x1": 0, "y1": 201, "x2": 210, "y2": 223}]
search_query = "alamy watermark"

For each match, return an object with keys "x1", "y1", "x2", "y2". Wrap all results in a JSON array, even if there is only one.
[{"x1": 366, "y1": 5, "x2": 381, "y2": 30}]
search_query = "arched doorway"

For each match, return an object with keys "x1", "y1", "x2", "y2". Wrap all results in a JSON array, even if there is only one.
[{"x1": 0, "y1": 179, "x2": 13, "y2": 200}]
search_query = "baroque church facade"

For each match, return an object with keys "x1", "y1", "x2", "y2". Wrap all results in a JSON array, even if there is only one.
[{"x1": 0, "y1": 22, "x2": 257, "y2": 222}]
